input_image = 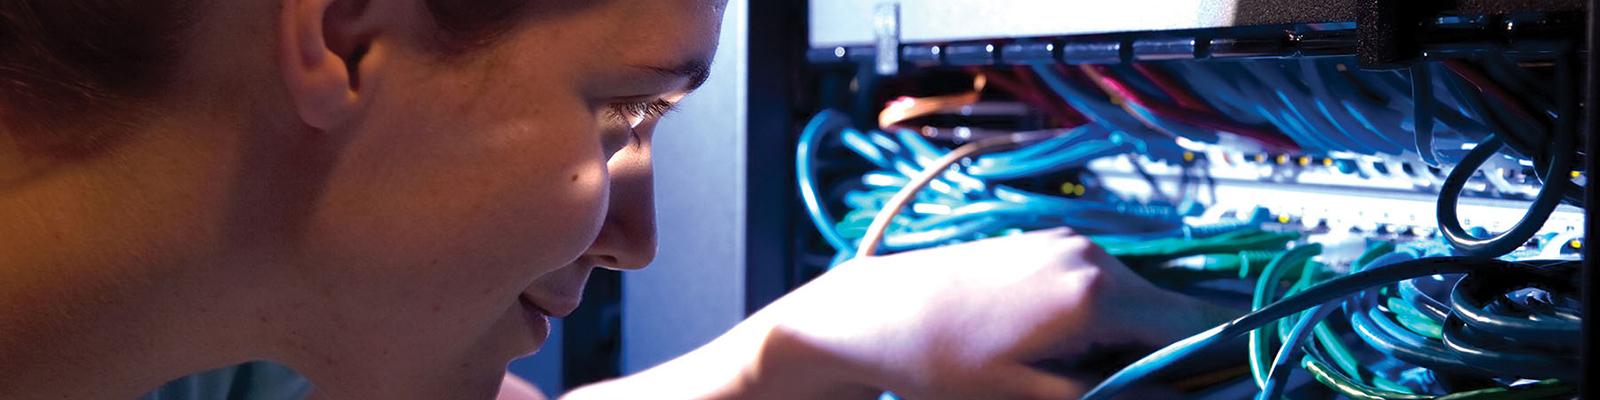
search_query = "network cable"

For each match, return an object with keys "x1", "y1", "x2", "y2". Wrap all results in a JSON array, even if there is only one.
[
  {"x1": 1079, "y1": 256, "x2": 1572, "y2": 400},
  {"x1": 1248, "y1": 244, "x2": 1322, "y2": 389},
  {"x1": 798, "y1": 110, "x2": 858, "y2": 253},
  {"x1": 802, "y1": 49, "x2": 1582, "y2": 400},
  {"x1": 855, "y1": 130, "x2": 1061, "y2": 257},
  {"x1": 1436, "y1": 134, "x2": 1572, "y2": 257}
]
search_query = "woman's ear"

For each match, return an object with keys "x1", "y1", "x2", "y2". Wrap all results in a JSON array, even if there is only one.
[{"x1": 278, "y1": 0, "x2": 386, "y2": 131}]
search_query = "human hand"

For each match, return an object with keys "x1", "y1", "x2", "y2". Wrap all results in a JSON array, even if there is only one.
[{"x1": 749, "y1": 228, "x2": 1237, "y2": 399}]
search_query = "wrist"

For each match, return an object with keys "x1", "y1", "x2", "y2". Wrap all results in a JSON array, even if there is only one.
[
  {"x1": 561, "y1": 314, "x2": 879, "y2": 400},
  {"x1": 733, "y1": 321, "x2": 881, "y2": 400}
]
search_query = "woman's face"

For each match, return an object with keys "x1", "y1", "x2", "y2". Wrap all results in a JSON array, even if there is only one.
[{"x1": 267, "y1": 0, "x2": 723, "y2": 394}]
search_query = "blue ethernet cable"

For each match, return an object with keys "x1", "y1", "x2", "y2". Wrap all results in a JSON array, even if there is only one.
[
  {"x1": 1410, "y1": 63, "x2": 1442, "y2": 166},
  {"x1": 1235, "y1": 64, "x2": 1350, "y2": 152},
  {"x1": 1303, "y1": 59, "x2": 1406, "y2": 155},
  {"x1": 1332, "y1": 60, "x2": 1428, "y2": 154},
  {"x1": 1437, "y1": 66, "x2": 1510, "y2": 147},
  {"x1": 1343, "y1": 258, "x2": 1581, "y2": 381},
  {"x1": 905, "y1": 201, "x2": 1039, "y2": 230},
  {"x1": 887, "y1": 129, "x2": 987, "y2": 195},
  {"x1": 1028, "y1": 65, "x2": 1151, "y2": 135},
  {"x1": 1029, "y1": 64, "x2": 1184, "y2": 161},
  {"x1": 1257, "y1": 301, "x2": 1339, "y2": 400},
  {"x1": 1118, "y1": 90, "x2": 1223, "y2": 144},
  {"x1": 839, "y1": 128, "x2": 896, "y2": 169},
  {"x1": 1340, "y1": 258, "x2": 1475, "y2": 381},
  {"x1": 1397, "y1": 276, "x2": 1453, "y2": 322},
  {"x1": 1357, "y1": 67, "x2": 1494, "y2": 156},
  {"x1": 1174, "y1": 63, "x2": 1270, "y2": 126},
  {"x1": 1447, "y1": 266, "x2": 1580, "y2": 347},
  {"x1": 991, "y1": 186, "x2": 1181, "y2": 232},
  {"x1": 905, "y1": 199, "x2": 1157, "y2": 235},
  {"x1": 1284, "y1": 60, "x2": 1384, "y2": 154},
  {"x1": 1223, "y1": 64, "x2": 1335, "y2": 153},
  {"x1": 1350, "y1": 296, "x2": 1484, "y2": 375},
  {"x1": 976, "y1": 124, "x2": 1102, "y2": 162},
  {"x1": 1244, "y1": 62, "x2": 1364, "y2": 153},
  {"x1": 881, "y1": 218, "x2": 1010, "y2": 251},
  {"x1": 965, "y1": 140, "x2": 1128, "y2": 180},
  {"x1": 798, "y1": 110, "x2": 857, "y2": 252},
  {"x1": 1427, "y1": 63, "x2": 1492, "y2": 136},
  {"x1": 1427, "y1": 64, "x2": 1480, "y2": 126},
  {"x1": 1440, "y1": 315, "x2": 1580, "y2": 380},
  {"x1": 894, "y1": 128, "x2": 947, "y2": 167},
  {"x1": 888, "y1": 158, "x2": 967, "y2": 200},
  {"x1": 966, "y1": 125, "x2": 1103, "y2": 177},
  {"x1": 1080, "y1": 256, "x2": 1518, "y2": 400}
]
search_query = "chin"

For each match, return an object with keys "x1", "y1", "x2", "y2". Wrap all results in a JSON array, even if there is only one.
[{"x1": 495, "y1": 295, "x2": 554, "y2": 359}]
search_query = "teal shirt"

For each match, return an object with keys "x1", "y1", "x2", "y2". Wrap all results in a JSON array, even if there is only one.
[{"x1": 140, "y1": 362, "x2": 310, "y2": 400}]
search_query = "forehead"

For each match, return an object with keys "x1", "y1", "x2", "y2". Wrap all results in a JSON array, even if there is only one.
[{"x1": 509, "y1": 0, "x2": 725, "y2": 74}]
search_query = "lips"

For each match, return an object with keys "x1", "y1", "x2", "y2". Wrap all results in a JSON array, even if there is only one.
[{"x1": 520, "y1": 292, "x2": 580, "y2": 318}]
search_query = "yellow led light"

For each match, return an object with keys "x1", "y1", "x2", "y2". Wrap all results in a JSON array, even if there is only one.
[
  {"x1": 1276, "y1": 155, "x2": 1289, "y2": 165},
  {"x1": 1059, "y1": 182, "x2": 1076, "y2": 195},
  {"x1": 1571, "y1": 171, "x2": 1582, "y2": 179},
  {"x1": 1570, "y1": 240, "x2": 1582, "y2": 249},
  {"x1": 1322, "y1": 158, "x2": 1335, "y2": 167},
  {"x1": 1297, "y1": 156, "x2": 1311, "y2": 166},
  {"x1": 1183, "y1": 152, "x2": 1195, "y2": 162},
  {"x1": 1277, "y1": 214, "x2": 1291, "y2": 224},
  {"x1": 1255, "y1": 154, "x2": 1267, "y2": 163},
  {"x1": 1073, "y1": 185, "x2": 1087, "y2": 196}
]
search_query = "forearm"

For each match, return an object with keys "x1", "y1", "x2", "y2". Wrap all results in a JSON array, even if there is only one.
[
  {"x1": 499, "y1": 373, "x2": 549, "y2": 400},
  {"x1": 560, "y1": 309, "x2": 879, "y2": 400},
  {"x1": 557, "y1": 341, "x2": 753, "y2": 399}
]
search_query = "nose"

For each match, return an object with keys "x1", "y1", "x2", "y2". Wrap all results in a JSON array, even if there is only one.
[{"x1": 586, "y1": 130, "x2": 657, "y2": 270}]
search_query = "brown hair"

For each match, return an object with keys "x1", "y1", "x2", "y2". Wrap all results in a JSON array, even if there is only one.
[{"x1": 0, "y1": 0, "x2": 531, "y2": 153}]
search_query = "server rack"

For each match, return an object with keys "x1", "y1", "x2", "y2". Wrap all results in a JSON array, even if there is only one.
[{"x1": 746, "y1": 0, "x2": 1597, "y2": 398}]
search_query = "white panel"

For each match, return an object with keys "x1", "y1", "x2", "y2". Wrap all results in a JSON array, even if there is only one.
[
  {"x1": 1089, "y1": 155, "x2": 1585, "y2": 245},
  {"x1": 811, "y1": 0, "x2": 1241, "y2": 48}
]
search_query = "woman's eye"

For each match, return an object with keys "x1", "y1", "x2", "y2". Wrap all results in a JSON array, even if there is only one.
[{"x1": 605, "y1": 99, "x2": 677, "y2": 129}]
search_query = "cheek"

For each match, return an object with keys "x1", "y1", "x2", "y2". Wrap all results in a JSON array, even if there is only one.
[{"x1": 304, "y1": 94, "x2": 611, "y2": 348}]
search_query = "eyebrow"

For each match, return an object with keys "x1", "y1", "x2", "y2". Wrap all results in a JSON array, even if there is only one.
[{"x1": 631, "y1": 58, "x2": 713, "y2": 93}]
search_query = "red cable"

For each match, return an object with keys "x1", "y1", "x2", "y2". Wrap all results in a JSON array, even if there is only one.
[
  {"x1": 1080, "y1": 65, "x2": 1299, "y2": 151},
  {"x1": 1131, "y1": 63, "x2": 1214, "y2": 113},
  {"x1": 1442, "y1": 59, "x2": 1542, "y2": 125},
  {"x1": 976, "y1": 67, "x2": 1085, "y2": 128},
  {"x1": 1011, "y1": 66, "x2": 1088, "y2": 126}
]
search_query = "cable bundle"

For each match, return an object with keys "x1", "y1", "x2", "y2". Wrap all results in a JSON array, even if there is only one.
[
  {"x1": 1084, "y1": 247, "x2": 1580, "y2": 400},
  {"x1": 798, "y1": 110, "x2": 1184, "y2": 262},
  {"x1": 798, "y1": 48, "x2": 1583, "y2": 399}
]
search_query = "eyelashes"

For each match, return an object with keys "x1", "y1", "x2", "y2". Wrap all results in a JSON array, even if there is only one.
[
  {"x1": 605, "y1": 99, "x2": 677, "y2": 146},
  {"x1": 605, "y1": 99, "x2": 677, "y2": 127}
]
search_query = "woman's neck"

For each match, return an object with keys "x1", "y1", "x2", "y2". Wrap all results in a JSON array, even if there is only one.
[
  {"x1": 0, "y1": 127, "x2": 279, "y2": 399},
  {"x1": 0, "y1": 262, "x2": 256, "y2": 398}
]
